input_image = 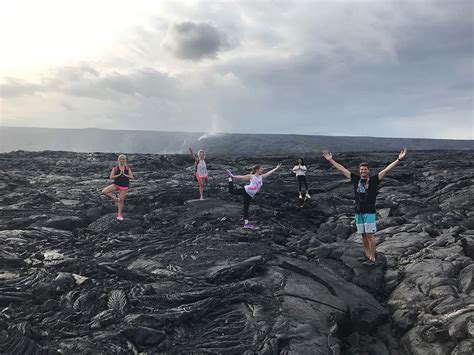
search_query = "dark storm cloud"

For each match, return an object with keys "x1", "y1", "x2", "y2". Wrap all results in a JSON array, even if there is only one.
[{"x1": 162, "y1": 21, "x2": 235, "y2": 60}]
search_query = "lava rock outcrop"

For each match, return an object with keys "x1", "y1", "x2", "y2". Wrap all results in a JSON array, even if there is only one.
[{"x1": 0, "y1": 150, "x2": 472, "y2": 354}]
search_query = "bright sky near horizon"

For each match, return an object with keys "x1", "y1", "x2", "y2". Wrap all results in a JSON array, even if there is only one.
[{"x1": 0, "y1": 0, "x2": 473, "y2": 139}]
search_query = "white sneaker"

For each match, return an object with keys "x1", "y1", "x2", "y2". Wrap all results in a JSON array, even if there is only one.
[
  {"x1": 305, "y1": 193, "x2": 311, "y2": 199},
  {"x1": 299, "y1": 194, "x2": 303, "y2": 199}
]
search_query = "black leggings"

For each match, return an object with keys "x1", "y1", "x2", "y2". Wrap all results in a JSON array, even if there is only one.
[
  {"x1": 229, "y1": 181, "x2": 252, "y2": 220},
  {"x1": 297, "y1": 175, "x2": 308, "y2": 193}
]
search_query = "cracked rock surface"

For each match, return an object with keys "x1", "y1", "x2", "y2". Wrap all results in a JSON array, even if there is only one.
[{"x1": 0, "y1": 150, "x2": 472, "y2": 354}]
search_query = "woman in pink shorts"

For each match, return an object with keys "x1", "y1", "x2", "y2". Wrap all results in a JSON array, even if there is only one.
[
  {"x1": 101, "y1": 154, "x2": 134, "y2": 220},
  {"x1": 189, "y1": 148, "x2": 208, "y2": 200}
]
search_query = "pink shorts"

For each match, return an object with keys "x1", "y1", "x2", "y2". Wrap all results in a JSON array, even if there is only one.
[
  {"x1": 196, "y1": 173, "x2": 208, "y2": 181},
  {"x1": 113, "y1": 184, "x2": 129, "y2": 191}
]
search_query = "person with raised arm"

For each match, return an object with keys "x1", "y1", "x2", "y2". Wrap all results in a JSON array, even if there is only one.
[
  {"x1": 189, "y1": 147, "x2": 208, "y2": 200},
  {"x1": 226, "y1": 163, "x2": 282, "y2": 229},
  {"x1": 323, "y1": 148, "x2": 407, "y2": 266}
]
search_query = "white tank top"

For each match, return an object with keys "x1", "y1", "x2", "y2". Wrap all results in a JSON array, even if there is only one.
[
  {"x1": 196, "y1": 159, "x2": 208, "y2": 177},
  {"x1": 244, "y1": 175, "x2": 263, "y2": 197}
]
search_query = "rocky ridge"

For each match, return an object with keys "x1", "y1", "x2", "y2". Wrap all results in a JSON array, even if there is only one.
[{"x1": 2, "y1": 127, "x2": 474, "y2": 154}]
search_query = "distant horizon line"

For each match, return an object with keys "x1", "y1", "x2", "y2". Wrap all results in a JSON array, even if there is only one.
[{"x1": 1, "y1": 125, "x2": 473, "y2": 142}]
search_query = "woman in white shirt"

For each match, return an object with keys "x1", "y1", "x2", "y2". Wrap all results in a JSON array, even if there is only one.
[
  {"x1": 226, "y1": 163, "x2": 281, "y2": 229},
  {"x1": 292, "y1": 158, "x2": 311, "y2": 199}
]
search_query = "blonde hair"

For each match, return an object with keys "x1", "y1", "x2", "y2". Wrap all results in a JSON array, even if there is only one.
[
  {"x1": 197, "y1": 150, "x2": 205, "y2": 158},
  {"x1": 117, "y1": 154, "x2": 127, "y2": 165}
]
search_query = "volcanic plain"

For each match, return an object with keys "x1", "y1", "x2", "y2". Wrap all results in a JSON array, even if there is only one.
[{"x1": 0, "y1": 150, "x2": 473, "y2": 354}]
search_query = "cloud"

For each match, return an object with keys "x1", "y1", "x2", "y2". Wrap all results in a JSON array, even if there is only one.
[
  {"x1": 0, "y1": 65, "x2": 100, "y2": 97},
  {"x1": 162, "y1": 21, "x2": 235, "y2": 60},
  {"x1": 60, "y1": 102, "x2": 74, "y2": 111},
  {"x1": 1, "y1": 66, "x2": 179, "y2": 101},
  {"x1": 394, "y1": 1, "x2": 473, "y2": 61},
  {"x1": 0, "y1": 78, "x2": 42, "y2": 97},
  {"x1": 48, "y1": 65, "x2": 99, "y2": 83},
  {"x1": 65, "y1": 68, "x2": 179, "y2": 100},
  {"x1": 1, "y1": 0, "x2": 472, "y2": 139}
]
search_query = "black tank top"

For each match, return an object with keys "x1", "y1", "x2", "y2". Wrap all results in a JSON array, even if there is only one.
[{"x1": 113, "y1": 166, "x2": 130, "y2": 187}]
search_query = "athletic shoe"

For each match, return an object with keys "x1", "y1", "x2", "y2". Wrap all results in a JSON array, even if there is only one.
[
  {"x1": 244, "y1": 223, "x2": 257, "y2": 230},
  {"x1": 305, "y1": 193, "x2": 311, "y2": 199},
  {"x1": 299, "y1": 194, "x2": 303, "y2": 199},
  {"x1": 357, "y1": 256, "x2": 369, "y2": 262},
  {"x1": 117, "y1": 214, "x2": 124, "y2": 221},
  {"x1": 225, "y1": 169, "x2": 234, "y2": 177}
]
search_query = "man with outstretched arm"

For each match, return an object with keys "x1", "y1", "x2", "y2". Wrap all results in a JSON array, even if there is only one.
[{"x1": 322, "y1": 148, "x2": 408, "y2": 266}]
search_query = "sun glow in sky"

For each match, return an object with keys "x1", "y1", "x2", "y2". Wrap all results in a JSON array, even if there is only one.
[
  {"x1": 0, "y1": 1, "x2": 157, "y2": 76},
  {"x1": 0, "y1": 0, "x2": 473, "y2": 139}
]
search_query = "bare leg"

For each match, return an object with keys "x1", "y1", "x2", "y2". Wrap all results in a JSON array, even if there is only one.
[
  {"x1": 367, "y1": 234, "x2": 376, "y2": 261},
  {"x1": 361, "y1": 234, "x2": 370, "y2": 258},
  {"x1": 198, "y1": 178, "x2": 204, "y2": 200},
  {"x1": 118, "y1": 190, "x2": 127, "y2": 215},
  {"x1": 101, "y1": 185, "x2": 118, "y2": 202}
]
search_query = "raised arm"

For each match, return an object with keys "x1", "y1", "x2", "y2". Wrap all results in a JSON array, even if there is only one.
[
  {"x1": 233, "y1": 174, "x2": 252, "y2": 181},
  {"x1": 323, "y1": 150, "x2": 351, "y2": 179},
  {"x1": 189, "y1": 147, "x2": 197, "y2": 161},
  {"x1": 378, "y1": 148, "x2": 407, "y2": 180},
  {"x1": 262, "y1": 163, "x2": 282, "y2": 179}
]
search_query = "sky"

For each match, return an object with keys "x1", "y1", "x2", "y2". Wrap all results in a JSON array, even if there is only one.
[{"x1": 0, "y1": 0, "x2": 472, "y2": 139}]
